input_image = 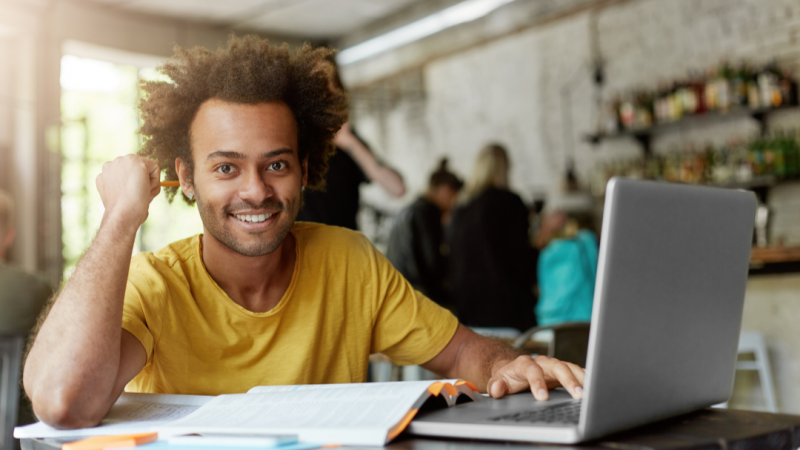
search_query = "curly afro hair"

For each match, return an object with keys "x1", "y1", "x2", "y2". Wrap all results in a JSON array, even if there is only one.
[{"x1": 138, "y1": 34, "x2": 348, "y2": 204}]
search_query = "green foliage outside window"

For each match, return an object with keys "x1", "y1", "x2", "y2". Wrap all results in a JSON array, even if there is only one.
[{"x1": 61, "y1": 56, "x2": 203, "y2": 280}]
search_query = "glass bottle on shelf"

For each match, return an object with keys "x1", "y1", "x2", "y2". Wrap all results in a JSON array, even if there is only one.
[
  {"x1": 634, "y1": 91, "x2": 653, "y2": 129},
  {"x1": 731, "y1": 64, "x2": 749, "y2": 107},
  {"x1": 780, "y1": 68, "x2": 798, "y2": 107},
  {"x1": 619, "y1": 94, "x2": 636, "y2": 129},
  {"x1": 758, "y1": 62, "x2": 782, "y2": 108},
  {"x1": 705, "y1": 66, "x2": 719, "y2": 111},
  {"x1": 716, "y1": 62, "x2": 733, "y2": 112}
]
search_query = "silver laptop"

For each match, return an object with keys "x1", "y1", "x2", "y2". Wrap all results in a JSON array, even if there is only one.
[{"x1": 410, "y1": 178, "x2": 756, "y2": 444}]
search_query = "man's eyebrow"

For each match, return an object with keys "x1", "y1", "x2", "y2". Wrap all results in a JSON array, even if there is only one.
[
  {"x1": 260, "y1": 148, "x2": 293, "y2": 159},
  {"x1": 205, "y1": 148, "x2": 293, "y2": 161},
  {"x1": 206, "y1": 150, "x2": 245, "y2": 161}
]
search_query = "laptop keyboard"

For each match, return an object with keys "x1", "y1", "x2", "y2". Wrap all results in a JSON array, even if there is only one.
[{"x1": 488, "y1": 400, "x2": 582, "y2": 425}]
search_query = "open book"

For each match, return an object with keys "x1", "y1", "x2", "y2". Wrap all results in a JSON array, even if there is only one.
[{"x1": 15, "y1": 380, "x2": 481, "y2": 446}]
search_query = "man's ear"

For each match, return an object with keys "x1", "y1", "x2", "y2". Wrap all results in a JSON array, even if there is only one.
[{"x1": 176, "y1": 158, "x2": 193, "y2": 195}]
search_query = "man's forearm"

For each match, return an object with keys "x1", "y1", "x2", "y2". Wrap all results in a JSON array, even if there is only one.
[
  {"x1": 424, "y1": 325, "x2": 521, "y2": 392},
  {"x1": 24, "y1": 214, "x2": 138, "y2": 427}
]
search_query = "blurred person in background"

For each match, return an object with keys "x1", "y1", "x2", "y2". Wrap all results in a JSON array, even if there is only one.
[
  {"x1": 447, "y1": 144, "x2": 538, "y2": 332},
  {"x1": 386, "y1": 158, "x2": 463, "y2": 311},
  {"x1": 535, "y1": 211, "x2": 598, "y2": 326},
  {"x1": 0, "y1": 189, "x2": 52, "y2": 429},
  {"x1": 297, "y1": 56, "x2": 405, "y2": 230},
  {"x1": 0, "y1": 189, "x2": 52, "y2": 335}
]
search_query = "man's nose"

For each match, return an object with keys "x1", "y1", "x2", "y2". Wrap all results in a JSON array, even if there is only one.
[{"x1": 239, "y1": 169, "x2": 273, "y2": 203}]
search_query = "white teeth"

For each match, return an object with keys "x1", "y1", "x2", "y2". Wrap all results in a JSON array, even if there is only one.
[{"x1": 235, "y1": 213, "x2": 273, "y2": 223}]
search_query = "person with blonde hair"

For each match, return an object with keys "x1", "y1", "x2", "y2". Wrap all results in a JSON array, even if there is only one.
[
  {"x1": 462, "y1": 143, "x2": 509, "y2": 201},
  {"x1": 447, "y1": 144, "x2": 538, "y2": 331}
]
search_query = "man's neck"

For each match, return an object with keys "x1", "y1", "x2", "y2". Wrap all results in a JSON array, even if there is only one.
[{"x1": 201, "y1": 231, "x2": 297, "y2": 313}]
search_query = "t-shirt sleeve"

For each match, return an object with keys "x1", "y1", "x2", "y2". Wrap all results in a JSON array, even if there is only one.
[
  {"x1": 370, "y1": 246, "x2": 459, "y2": 366},
  {"x1": 121, "y1": 255, "x2": 164, "y2": 362}
]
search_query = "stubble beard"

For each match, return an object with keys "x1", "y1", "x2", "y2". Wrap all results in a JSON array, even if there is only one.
[{"x1": 196, "y1": 190, "x2": 300, "y2": 257}]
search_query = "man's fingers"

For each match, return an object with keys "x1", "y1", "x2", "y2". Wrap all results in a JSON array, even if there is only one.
[
  {"x1": 567, "y1": 362, "x2": 585, "y2": 386},
  {"x1": 548, "y1": 359, "x2": 582, "y2": 399},
  {"x1": 521, "y1": 359, "x2": 549, "y2": 401},
  {"x1": 487, "y1": 378, "x2": 508, "y2": 398}
]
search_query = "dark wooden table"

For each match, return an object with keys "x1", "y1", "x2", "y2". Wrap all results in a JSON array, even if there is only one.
[{"x1": 19, "y1": 408, "x2": 800, "y2": 450}]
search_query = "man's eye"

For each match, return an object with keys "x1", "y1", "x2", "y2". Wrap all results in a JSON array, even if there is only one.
[
  {"x1": 269, "y1": 162, "x2": 287, "y2": 171},
  {"x1": 217, "y1": 164, "x2": 233, "y2": 174}
]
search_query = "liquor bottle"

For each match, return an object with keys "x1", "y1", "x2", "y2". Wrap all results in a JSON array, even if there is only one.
[
  {"x1": 771, "y1": 130, "x2": 787, "y2": 180},
  {"x1": 716, "y1": 62, "x2": 733, "y2": 112},
  {"x1": 758, "y1": 62, "x2": 782, "y2": 108},
  {"x1": 690, "y1": 72, "x2": 707, "y2": 114},
  {"x1": 619, "y1": 94, "x2": 635, "y2": 129},
  {"x1": 634, "y1": 91, "x2": 654, "y2": 128},
  {"x1": 780, "y1": 68, "x2": 798, "y2": 106},
  {"x1": 703, "y1": 145, "x2": 716, "y2": 183},
  {"x1": 748, "y1": 138, "x2": 765, "y2": 177},
  {"x1": 731, "y1": 64, "x2": 749, "y2": 107},
  {"x1": 705, "y1": 66, "x2": 719, "y2": 111},
  {"x1": 654, "y1": 84, "x2": 666, "y2": 123}
]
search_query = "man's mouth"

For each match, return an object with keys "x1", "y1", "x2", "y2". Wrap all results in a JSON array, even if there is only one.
[{"x1": 233, "y1": 213, "x2": 275, "y2": 224}]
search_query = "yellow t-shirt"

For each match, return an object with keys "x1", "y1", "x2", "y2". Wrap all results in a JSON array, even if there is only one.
[{"x1": 122, "y1": 222, "x2": 459, "y2": 395}]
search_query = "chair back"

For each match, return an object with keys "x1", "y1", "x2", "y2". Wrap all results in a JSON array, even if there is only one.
[
  {"x1": 0, "y1": 335, "x2": 24, "y2": 450},
  {"x1": 514, "y1": 322, "x2": 591, "y2": 367}
]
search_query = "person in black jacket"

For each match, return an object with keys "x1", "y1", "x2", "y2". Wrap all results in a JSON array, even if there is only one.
[
  {"x1": 297, "y1": 59, "x2": 405, "y2": 230},
  {"x1": 448, "y1": 144, "x2": 538, "y2": 332},
  {"x1": 386, "y1": 159, "x2": 463, "y2": 311}
]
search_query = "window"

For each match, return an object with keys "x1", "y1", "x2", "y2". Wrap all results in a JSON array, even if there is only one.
[{"x1": 60, "y1": 51, "x2": 203, "y2": 279}]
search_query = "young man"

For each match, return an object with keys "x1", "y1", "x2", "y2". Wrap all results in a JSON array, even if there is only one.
[{"x1": 24, "y1": 36, "x2": 584, "y2": 430}]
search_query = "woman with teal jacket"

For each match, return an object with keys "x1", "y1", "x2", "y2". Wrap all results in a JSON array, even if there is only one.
[{"x1": 536, "y1": 217, "x2": 599, "y2": 327}]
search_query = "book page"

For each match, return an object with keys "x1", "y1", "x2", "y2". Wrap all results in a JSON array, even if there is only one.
[
  {"x1": 164, "y1": 381, "x2": 437, "y2": 446},
  {"x1": 14, "y1": 393, "x2": 213, "y2": 439}
]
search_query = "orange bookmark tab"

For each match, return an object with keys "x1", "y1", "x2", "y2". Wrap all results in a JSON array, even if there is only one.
[
  {"x1": 62, "y1": 433, "x2": 158, "y2": 450},
  {"x1": 426, "y1": 382, "x2": 444, "y2": 396}
]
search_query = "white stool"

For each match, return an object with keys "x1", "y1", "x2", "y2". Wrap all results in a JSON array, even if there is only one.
[{"x1": 735, "y1": 331, "x2": 778, "y2": 413}]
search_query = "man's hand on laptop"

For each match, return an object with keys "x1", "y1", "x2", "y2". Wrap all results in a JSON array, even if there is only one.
[
  {"x1": 423, "y1": 325, "x2": 584, "y2": 402},
  {"x1": 487, "y1": 355, "x2": 585, "y2": 401}
]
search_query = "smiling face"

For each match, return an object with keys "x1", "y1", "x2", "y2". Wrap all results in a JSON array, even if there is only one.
[{"x1": 179, "y1": 99, "x2": 307, "y2": 257}]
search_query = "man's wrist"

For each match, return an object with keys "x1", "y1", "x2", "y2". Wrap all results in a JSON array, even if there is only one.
[{"x1": 102, "y1": 210, "x2": 144, "y2": 237}]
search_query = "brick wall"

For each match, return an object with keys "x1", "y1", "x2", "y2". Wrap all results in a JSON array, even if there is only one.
[{"x1": 350, "y1": 0, "x2": 800, "y2": 207}]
